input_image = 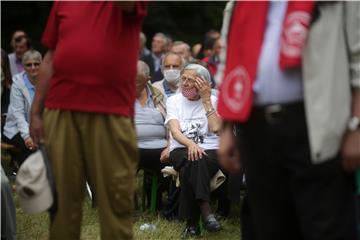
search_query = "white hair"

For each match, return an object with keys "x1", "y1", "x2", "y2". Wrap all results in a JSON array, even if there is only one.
[
  {"x1": 138, "y1": 60, "x2": 150, "y2": 77},
  {"x1": 183, "y1": 64, "x2": 211, "y2": 83},
  {"x1": 161, "y1": 52, "x2": 185, "y2": 70},
  {"x1": 22, "y1": 50, "x2": 42, "y2": 65}
]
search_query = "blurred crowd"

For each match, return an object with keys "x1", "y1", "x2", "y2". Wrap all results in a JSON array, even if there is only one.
[
  {"x1": 1, "y1": 1, "x2": 360, "y2": 240},
  {"x1": 1, "y1": 21, "x2": 233, "y2": 240}
]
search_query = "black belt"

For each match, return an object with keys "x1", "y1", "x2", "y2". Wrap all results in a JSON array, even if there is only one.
[{"x1": 251, "y1": 102, "x2": 305, "y2": 124}]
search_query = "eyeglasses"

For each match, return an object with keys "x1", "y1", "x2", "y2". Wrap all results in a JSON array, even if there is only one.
[{"x1": 25, "y1": 62, "x2": 40, "y2": 68}]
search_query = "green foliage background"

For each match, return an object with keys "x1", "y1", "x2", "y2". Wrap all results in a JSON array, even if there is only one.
[{"x1": 1, "y1": 1, "x2": 226, "y2": 54}]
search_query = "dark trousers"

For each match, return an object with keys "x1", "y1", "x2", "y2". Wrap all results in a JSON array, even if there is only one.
[
  {"x1": 138, "y1": 148, "x2": 166, "y2": 172},
  {"x1": 2, "y1": 132, "x2": 33, "y2": 167},
  {"x1": 171, "y1": 148, "x2": 220, "y2": 223},
  {"x1": 137, "y1": 148, "x2": 167, "y2": 210},
  {"x1": 162, "y1": 179, "x2": 181, "y2": 220},
  {"x1": 237, "y1": 102, "x2": 357, "y2": 240}
]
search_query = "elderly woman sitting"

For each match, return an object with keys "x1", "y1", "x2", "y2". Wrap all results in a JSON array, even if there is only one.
[
  {"x1": 135, "y1": 60, "x2": 169, "y2": 210},
  {"x1": 165, "y1": 64, "x2": 222, "y2": 238},
  {"x1": 2, "y1": 50, "x2": 42, "y2": 167}
]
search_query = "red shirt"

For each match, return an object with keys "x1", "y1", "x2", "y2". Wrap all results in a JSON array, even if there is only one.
[
  {"x1": 42, "y1": 1, "x2": 147, "y2": 117},
  {"x1": 201, "y1": 56, "x2": 218, "y2": 77}
]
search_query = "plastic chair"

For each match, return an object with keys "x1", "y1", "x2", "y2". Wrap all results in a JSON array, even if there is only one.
[{"x1": 141, "y1": 169, "x2": 159, "y2": 214}]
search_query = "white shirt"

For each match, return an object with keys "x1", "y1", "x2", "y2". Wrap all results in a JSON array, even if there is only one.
[
  {"x1": 253, "y1": 1, "x2": 303, "y2": 105},
  {"x1": 165, "y1": 93, "x2": 219, "y2": 152}
]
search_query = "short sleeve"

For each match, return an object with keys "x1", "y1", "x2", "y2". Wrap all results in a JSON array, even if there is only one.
[
  {"x1": 164, "y1": 95, "x2": 179, "y2": 126},
  {"x1": 211, "y1": 95, "x2": 218, "y2": 112},
  {"x1": 41, "y1": 2, "x2": 60, "y2": 49}
]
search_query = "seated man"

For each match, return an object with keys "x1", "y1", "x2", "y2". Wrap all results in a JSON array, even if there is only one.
[
  {"x1": 170, "y1": 41, "x2": 193, "y2": 64},
  {"x1": 153, "y1": 52, "x2": 184, "y2": 98}
]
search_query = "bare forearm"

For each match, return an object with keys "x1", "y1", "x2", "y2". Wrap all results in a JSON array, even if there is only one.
[
  {"x1": 207, "y1": 114, "x2": 222, "y2": 134},
  {"x1": 172, "y1": 130, "x2": 195, "y2": 148},
  {"x1": 203, "y1": 100, "x2": 221, "y2": 134},
  {"x1": 31, "y1": 50, "x2": 53, "y2": 116},
  {"x1": 351, "y1": 89, "x2": 360, "y2": 117},
  {"x1": 168, "y1": 119, "x2": 195, "y2": 147}
]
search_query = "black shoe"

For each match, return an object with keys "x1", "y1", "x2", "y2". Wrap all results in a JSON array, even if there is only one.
[
  {"x1": 203, "y1": 214, "x2": 221, "y2": 232},
  {"x1": 181, "y1": 225, "x2": 200, "y2": 239}
]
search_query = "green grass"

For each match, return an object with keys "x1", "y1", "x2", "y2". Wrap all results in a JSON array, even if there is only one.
[
  {"x1": 4, "y1": 156, "x2": 241, "y2": 240},
  {"x1": 15, "y1": 196, "x2": 241, "y2": 240}
]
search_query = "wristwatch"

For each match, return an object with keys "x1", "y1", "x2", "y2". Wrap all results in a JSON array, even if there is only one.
[{"x1": 348, "y1": 116, "x2": 360, "y2": 131}]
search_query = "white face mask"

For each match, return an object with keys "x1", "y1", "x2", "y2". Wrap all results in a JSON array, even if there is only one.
[{"x1": 164, "y1": 69, "x2": 181, "y2": 85}]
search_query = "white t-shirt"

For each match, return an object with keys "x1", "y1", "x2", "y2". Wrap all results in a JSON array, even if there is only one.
[{"x1": 165, "y1": 93, "x2": 219, "y2": 152}]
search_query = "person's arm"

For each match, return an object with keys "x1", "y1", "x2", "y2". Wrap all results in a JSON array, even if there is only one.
[
  {"x1": 168, "y1": 119, "x2": 206, "y2": 161},
  {"x1": 341, "y1": 1, "x2": 360, "y2": 171},
  {"x1": 160, "y1": 145, "x2": 170, "y2": 163},
  {"x1": 195, "y1": 76, "x2": 222, "y2": 134},
  {"x1": 8, "y1": 83, "x2": 30, "y2": 139},
  {"x1": 342, "y1": 90, "x2": 360, "y2": 171},
  {"x1": 30, "y1": 50, "x2": 54, "y2": 146},
  {"x1": 160, "y1": 128, "x2": 170, "y2": 163},
  {"x1": 217, "y1": 121, "x2": 241, "y2": 174}
]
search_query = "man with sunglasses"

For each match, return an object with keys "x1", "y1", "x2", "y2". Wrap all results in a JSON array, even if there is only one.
[
  {"x1": 8, "y1": 30, "x2": 31, "y2": 76},
  {"x1": 3, "y1": 50, "x2": 42, "y2": 166}
]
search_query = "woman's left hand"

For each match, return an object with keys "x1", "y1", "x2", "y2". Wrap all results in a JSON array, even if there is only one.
[
  {"x1": 195, "y1": 76, "x2": 211, "y2": 102},
  {"x1": 160, "y1": 147, "x2": 170, "y2": 163}
]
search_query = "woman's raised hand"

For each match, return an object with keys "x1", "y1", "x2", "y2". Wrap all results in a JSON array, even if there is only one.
[{"x1": 194, "y1": 76, "x2": 211, "y2": 102}]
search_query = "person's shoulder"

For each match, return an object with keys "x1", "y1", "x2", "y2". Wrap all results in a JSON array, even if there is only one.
[
  {"x1": 148, "y1": 83, "x2": 164, "y2": 103},
  {"x1": 10, "y1": 74, "x2": 24, "y2": 92},
  {"x1": 167, "y1": 92, "x2": 182, "y2": 103},
  {"x1": 12, "y1": 72, "x2": 24, "y2": 85},
  {"x1": 141, "y1": 53, "x2": 153, "y2": 62},
  {"x1": 8, "y1": 53, "x2": 15, "y2": 60},
  {"x1": 151, "y1": 84, "x2": 162, "y2": 94},
  {"x1": 152, "y1": 79, "x2": 164, "y2": 89}
]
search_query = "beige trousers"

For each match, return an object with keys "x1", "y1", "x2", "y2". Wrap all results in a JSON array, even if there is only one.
[{"x1": 44, "y1": 109, "x2": 138, "y2": 240}]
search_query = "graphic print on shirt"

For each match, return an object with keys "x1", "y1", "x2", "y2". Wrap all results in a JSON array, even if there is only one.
[{"x1": 181, "y1": 119, "x2": 205, "y2": 144}]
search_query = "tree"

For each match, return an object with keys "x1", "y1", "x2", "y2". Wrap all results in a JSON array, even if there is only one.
[{"x1": 1, "y1": 1, "x2": 226, "y2": 53}]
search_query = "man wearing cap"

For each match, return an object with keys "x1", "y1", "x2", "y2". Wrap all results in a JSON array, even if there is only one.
[{"x1": 30, "y1": 2, "x2": 147, "y2": 239}]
